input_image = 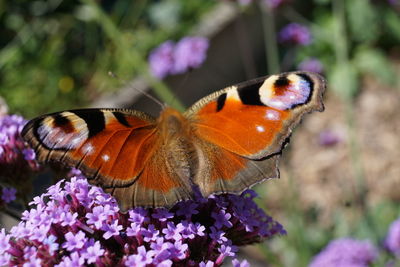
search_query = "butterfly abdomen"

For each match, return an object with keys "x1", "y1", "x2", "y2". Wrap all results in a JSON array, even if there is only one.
[{"x1": 156, "y1": 108, "x2": 199, "y2": 182}]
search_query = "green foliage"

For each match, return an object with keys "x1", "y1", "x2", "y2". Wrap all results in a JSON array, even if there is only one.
[
  {"x1": 290, "y1": 0, "x2": 399, "y2": 100},
  {"x1": 0, "y1": 0, "x2": 215, "y2": 117},
  {"x1": 329, "y1": 62, "x2": 359, "y2": 99}
]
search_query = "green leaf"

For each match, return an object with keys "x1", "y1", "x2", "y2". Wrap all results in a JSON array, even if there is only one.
[
  {"x1": 347, "y1": 0, "x2": 379, "y2": 43},
  {"x1": 329, "y1": 62, "x2": 359, "y2": 99},
  {"x1": 353, "y1": 47, "x2": 397, "y2": 86},
  {"x1": 383, "y1": 9, "x2": 400, "y2": 42}
]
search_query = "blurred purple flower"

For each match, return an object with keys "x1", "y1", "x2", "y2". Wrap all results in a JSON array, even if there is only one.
[
  {"x1": 172, "y1": 36, "x2": 209, "y2": 74},
  {"x1": 0, "y1": 114, "x2": 40, "y2": 183},
  {"x1": 385, "y1": 218, "x2": 400, "y2": 257},
  {"x1": 299, "y1": 58, "x2": 324, "y2": 74},
  {"x1": 1, "y1": 187, "x2": 16, "y2": 203},
  {"x1": 279, "y1": 23, "x2": 312, "y2": 45},
  {"x1": 148, "y1": 41, "x2": 175, "y2": 79},
  {"x1": 232, "y1": 258, "x2": 250, "y2": 267},
  {"x1": 22, "y1": 148, "x2": 36, "y2": 161},
  {"x1": 309, "y1": 238, "x2": 378, "y2": 267},
  {"x1": 149, "y1": 36, "x2": 209, "y2": 79},
  {"x1": 319, "y1": 130, "x2": 341, "y2": 147},
  {"x1": 0, "y1": 175, "x2": 284, "y2": 266}
]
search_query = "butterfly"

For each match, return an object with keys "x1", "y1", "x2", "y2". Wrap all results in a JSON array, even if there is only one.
[{"x1": 22, "y1": 71, "x2": 325, "y2": 211}]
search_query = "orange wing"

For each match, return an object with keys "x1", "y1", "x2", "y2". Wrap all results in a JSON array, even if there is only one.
[
  {"x1": 22, "y1": 108, "x2": 194, "y2": 210},
  {"x1": 186, "y1": 71, "x2": 325, "y2": 196}
]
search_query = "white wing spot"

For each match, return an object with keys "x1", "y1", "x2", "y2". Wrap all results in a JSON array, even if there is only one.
[
  {"x1": 82, "y1": 143, "x2": 94, "y2": 155},
  {"x1": 71, "y1": 137, "x2": 82, "y2": 146},
  {"x1": 269, "y1": 100, "x2": 285, "y2": 109},
  {"x1": 256, "y1": 125, "x2": 265, "y2": 132},
  {"x1": 265, "y1": 110, "x2": 280, "y2": 120},
  {"x1": 102, "y1": 154, "x2": 110, "y2": 162}
]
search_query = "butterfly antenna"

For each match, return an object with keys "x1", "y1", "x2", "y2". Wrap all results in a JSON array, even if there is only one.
[
  {"x1": 108, "y1": 71, "x2": 165, "y2": 109},
  {"x1": 169, "y1": 72, "x2": 190, "y2": 109}
]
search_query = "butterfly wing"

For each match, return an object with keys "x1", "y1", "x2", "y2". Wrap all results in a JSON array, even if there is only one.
[
  {"x1": 185, "y1": 71, "x2": 325, "y2": 196},
  {"x1": 22, "y1": 108, "x2": 194, "y2": 210}
]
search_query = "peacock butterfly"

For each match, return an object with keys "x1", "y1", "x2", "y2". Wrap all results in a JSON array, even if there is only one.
[{"x1": 22, "y1": 71, "x2": 325, "y2": 211}]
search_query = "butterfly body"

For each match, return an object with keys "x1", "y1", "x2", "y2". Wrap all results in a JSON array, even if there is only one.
[{"x1": 22, "y1": 71, "x2": 325, "y2": 211}]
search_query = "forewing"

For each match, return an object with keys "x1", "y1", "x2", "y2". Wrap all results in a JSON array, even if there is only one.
[
  {"x1": 186, "y1": 71, "x2": 325, "y2": 159},
  {"x1": 186, "y1": 71, "x2": 325, "y2": 196},
  {"x1": 22, "y1": 108, "x2": 193, "y2": 210}
]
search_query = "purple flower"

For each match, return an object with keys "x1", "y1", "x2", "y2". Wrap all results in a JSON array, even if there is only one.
[
  {"x1": 142, "y1": 224, "x2": 160, "y2": 242},
  {"x1": 148, "y1": 41, "x2": 175, "y2": 79},
  {"x1": 0, "y1": 176, "x2": 283, "y2": 266},
  {"x1": 129, "y1": 207, "x2": 150, "y2": 225},
  {"x1": 86, "y1": 206, "x2": 107, "y2": 229},
  {"x1": 200, "y1": 260, "x2": 215, "y2": 267},
  {"x1": 162, "y1": 222, "x2": 183, "y2": 241},
  {"x1": 385, "y1": 218, "x2": 400, "y2": 256},
  {"x1": 83, "y1": 241, "x2": 104, "y2": 264},
  {"x1": 62, "y1": 231, "x2": 86, "y2": 251},
  {"x1": 152, "y1": 208, "x2": 174, "y2": 221},
  {"x1": 210, "y1": 226, "x2": 228, "y2": 244},
  {"x1": 309, "y1": 238, "x2": 378, "y2": 267},
  {"x1": 298, "y1": 58, "x2": 324, "y2": 73},
  {"x1": 279, "y1": 23, "x2": 312, "y2": 45},
  {"x1": 232, "y1": 258, "x2": 250, "y2": 267},
  {"x1": 172, "y1": 36, "x2": 209, "y2": 74},
  {"x1": 102, "y1": 220, "x2": 123, "y2": 240},
  {"x1": 168, "y1": 240, "x2": 188, "y2": 260},
  {"x1": 125, "y1": 246, "x2": 155, "y2": 267},
  {"x1": 176, "y1": 201, "x2": 199, "y2": 219},
  {"x1": 1, "y1": 187, "x2": 16, "y2": 203},
  {"x1": 212, "y1": 209, "x2": 233, "y2": 229},
  {"x1": 319, "y1": 130, "x2": 341, "y2": 147},
  {"x1": 148, "y1": 36, "x2": 209, "y2": 79},
  {"x1": 0, "y1": 229, "x2": 10, "y2": 253},
  {"x1": 22, "y1": 148, "x2": 36, "y2": 161}
]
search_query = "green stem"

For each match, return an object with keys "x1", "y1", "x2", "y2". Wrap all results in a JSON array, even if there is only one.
[
  {"x1": 80, "y1": 0, "x2": 185, "y2": 111},
  {"x1": 260, "y1": 3, "x2": 280, "y2": 74},
  {"x1": 332, "y1": 1, "x2": 375, "y2": 235},
  {"x1": 332, "y1": 0, "x2": 348, "y2": 63}
]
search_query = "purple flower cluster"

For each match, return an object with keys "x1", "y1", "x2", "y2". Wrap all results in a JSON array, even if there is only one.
[
  {"x1": 298, "y1": 58, "x2": 324, "y2": 74},
  {"x1": 0, "y1": 114, "x2": 40, "y2": 205},
  {"x1": 309, "y1": 238, "x2": 378, "y2": 267},
  {"x1": 149, "y1": 36, "x2": 209, "y2": 79},
  {"x1": 385, "y1": 218, "x2": 400, "y2": 257},
  {"x1": 279, "y1": 23, "x2": 312, "y2": 46},
  {"x1": 0, "y1": 175, "x2": 285, "y2": 266}
]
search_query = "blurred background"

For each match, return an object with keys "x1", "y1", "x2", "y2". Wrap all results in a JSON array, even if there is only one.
[{"x1": 0, "y1": 0, "x2": 400, "y2": 266}]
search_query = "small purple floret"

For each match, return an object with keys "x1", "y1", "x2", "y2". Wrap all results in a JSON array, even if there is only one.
[
  {"x1": 309, "y1": 238, "x2": 378, "y2": 267},
  {"x1": 279, "y1": 23, "x2": 312, "y2": 45}
]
